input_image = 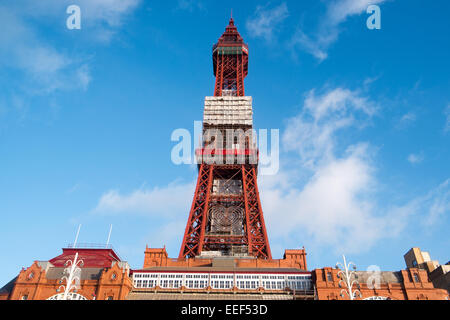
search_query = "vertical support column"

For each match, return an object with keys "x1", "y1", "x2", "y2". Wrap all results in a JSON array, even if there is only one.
[
  {"x1": 250, "y1": 166, "x2": 272, "y2": 259},
  {"x1": 242, "y1": 165, "x2": 272, "y2": 259},
  {"x1": 242, "y1": 165, "x2": 253, "y2": 256},
  {"x1": 179, "y1": 164, "x2": 214, "y2": 258},
  {"x1": 198, "y1": 166, "x2": 214, "y2": 256}
]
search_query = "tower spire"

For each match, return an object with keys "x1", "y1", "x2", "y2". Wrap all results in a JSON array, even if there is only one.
[{"x1": 212, "y1": 17, "x2": 248, "y2": 97}]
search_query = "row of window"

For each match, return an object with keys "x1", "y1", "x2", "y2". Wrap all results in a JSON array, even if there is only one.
[
  {"x1": 134, "y1": 273, "x2": 311, "y2": 280},
  {"x1": 133, "y1": 273, "x2": 312, "y2": 291}
]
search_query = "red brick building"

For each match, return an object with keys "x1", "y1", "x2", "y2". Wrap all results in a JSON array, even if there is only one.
[
  {"x1": 0, "y1": 246, "x2": 132, "y2": 301},
  {"x1": 313, "y1": 267, "x2": 448, "y2": 300},
  {"x1": 1, "y1": 244, "x2": 448, "y2": 300}
]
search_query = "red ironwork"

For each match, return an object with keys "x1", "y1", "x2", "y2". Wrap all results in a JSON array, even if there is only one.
[
  {"x1": 195, "y1": 148, "x2": 257, "y2": 156},
  {"x1": 213, "y1": 17, "x2": 248, "y2": 97},
  {"x1": 179, "y1": 17, "x2": 271, "y2": 260},
  {"x1": 179, "y1": 164, "x2": 214, "y2": 258},
  {"x1": 242, "y1": 165, "x2": 271, "y2": 258}
]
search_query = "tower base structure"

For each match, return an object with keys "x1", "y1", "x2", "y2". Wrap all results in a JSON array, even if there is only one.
[
  {"x1": 2, "y1": 244, "x2": 448, "y2": 300},
  {"x1": 127, "y1": 245, "x2": 314, "y2": 300}
]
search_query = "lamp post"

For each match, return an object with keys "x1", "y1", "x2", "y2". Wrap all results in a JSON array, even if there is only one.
[
  {"x1": 58, "y1": 252, "x2": 84, "y2": 300},
  {"x1": 57, "y1": 224, "x2": 84, "y2": 300},
  {"x1": 336, "y1": 255, "x2": 362, "y2": 300}
]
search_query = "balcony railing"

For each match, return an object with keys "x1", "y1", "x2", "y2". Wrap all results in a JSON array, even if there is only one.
[{"x1": 67, "y1": 243, "x2": 114, "y2": 249}]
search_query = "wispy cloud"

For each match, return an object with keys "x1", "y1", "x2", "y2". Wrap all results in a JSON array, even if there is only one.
[
  {"x1": 397, "y1": 112, "x2": 417, "y2": 129},
  {"x1": 0, "y1": 0, "x2": 140, "y2": 121},
  {"x1": 0, "y1": 6, "x2": 88, "y2": 94},
  {"x1": 420, "y1": 179, "x2": 450, "y2": 226},
  {"x1": 261, "y1": 86, "x2": 386, "y2": 253},
  {"x1": 291, "y1": 0, "x2": 387, "y2": 61},
  {"x1": 261, "y1": 85, "x2": 448, "y2": 254},
  {"x1": 283, "y1": 87, "x2": 376, "y2": 168},
  {"x1": 176, "y1": 0, "x2": 205, "y2": 12},
  {"x1": 407, "y1": 153, "x2": 424, "y2": 165},
  {"x1": 445, "y1": 104, "x2": 450, "y2": 133},
  {"x1": 93, "y1": 180, "x2": 195, "y2": 251},
  {"x1": 246, "y1": 2, "x2": 289, "y2": 43},
  {"x1": 18, "y1": 0, "x2": 141, "y2": 43},
  {"x1": 396, "y1": 179, "x2": 450, "y2": 227},
  {"x1": 94, "y1": 181, "x2": 194, "y2": 217}
]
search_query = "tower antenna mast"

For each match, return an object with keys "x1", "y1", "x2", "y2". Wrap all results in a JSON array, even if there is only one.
[
  {"x1": 73, "y1": 224, "x2": 81, "y2": 248},
  {"x1": 106, "y1": 224, "x2": 113, "y2": 248}
]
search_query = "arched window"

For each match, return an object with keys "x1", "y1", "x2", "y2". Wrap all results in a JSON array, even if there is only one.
[
  {"x1": 364, "y1": 296, "x2": 390, "y2": 300},
  {"x1": 47, "y1": 293, "x2": 88, "y2": 300}
]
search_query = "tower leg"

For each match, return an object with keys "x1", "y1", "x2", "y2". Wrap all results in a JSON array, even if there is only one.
[
  {"x1": 179, "y1": 164, "x2": 214, "y2": 259},
  {"x1": 242, "y1": 165, "x2": 272, "y2": 259}
]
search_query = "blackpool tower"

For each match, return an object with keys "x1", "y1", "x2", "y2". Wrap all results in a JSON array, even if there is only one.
[{"x1": 179, "y1": 17, "x2": 272, "y2": 260}]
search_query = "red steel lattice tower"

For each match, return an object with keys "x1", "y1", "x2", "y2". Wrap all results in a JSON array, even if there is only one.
[{"x1": 179, "y1": 17, "x2": 272, "y2": 260}]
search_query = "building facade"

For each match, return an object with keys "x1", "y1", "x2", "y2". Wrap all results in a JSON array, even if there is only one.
[
  {"x1": 404, "y1": 247, "x2": 450, "y2": 293},
  {"x1": 0, "y1": 246, "x2": 132, "y2": 301}
]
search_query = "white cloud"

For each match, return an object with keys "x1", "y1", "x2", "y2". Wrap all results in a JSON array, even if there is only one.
[
  {"x1": 0, "y1": 6, "x2": 84, "y2": 93},
  {"x1": 78, "y1": 0, "x2": 140, "y2": 27},
  {"x1": 407, "y1": 153, "x2": 424, "y2": 164},
  {"x1": 260, "y1": 86, "x2": 388, "y2": 253},
  {"x1": 70, "y1": 0, "x2": 141, "y2": 42},
  {"x1": 76, "y1": 64, "x2": 92, "y2": 91},
  {"x1": 261, "y1": 145, "x2": 386, "y2": 253},
  {"x1": 20, "y1": 0, "x2": 140, "y2": 28},
  {"x1": 262, "y1": 85, "x2": 448, "y2": 254},
  {"x1": 290, "y1": 30, "x2": 328, "y2": 61},
  {"x1": 93, "y1": 180, "x2": 195, "y2": 253},
  {"x1": 16, "y1": 0, "x2": 141, "y2": 43},
  {"x1": 445, "y1": 104, "x2": 450, "y2": 132},
  {"x1": 291, "y1": 0, "x2": 387, "y2": 60},
  {"x1": 0, "y1": 0, "x2": 140, "y2": 110},
  {"x1": 246, "y1": 3, "x2": 289, "y2": 42},
  {"x1": 398, "y1": 112, "x2": 417, "y2": 129},
  {"x1": 394, "y1": 179, "x2": 450, "y2": 227},
  {"x1": 283, "y1": 87, "x2": 376, "y2": 169},
  {"x1": 422, "y1": 179, "x2": 450, "y2": 226},
  {"x1": 177, "y1": 0, "x2": 205, "y2": 12},
  {"x1": 326, "y1": 0, "x2": 385, "y2": 26},
  {"x1": 94, "y1": 181, "x2": 194, "y2": 217}
]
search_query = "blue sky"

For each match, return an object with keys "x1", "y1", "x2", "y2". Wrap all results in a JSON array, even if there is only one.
[{"x1": 0, "y1": 0, "x2": 449, "y2": 287}]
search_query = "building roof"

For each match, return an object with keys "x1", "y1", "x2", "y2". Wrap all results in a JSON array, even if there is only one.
[
  {"x1": 0, "y1": 276, "x2": 18, "y2": 296},
  {"x1": 45, "y1": 267, "x2": 104, "y2": 281},
  {"x1": 215, "y1": 17, "x2": 245, "y2": 47},
  {"x1": 49, "y1": 248, "x2": 121, "y2": 268},
  {"x1": 354, "y1": 271, "x2": 403, "y2": 284}
]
